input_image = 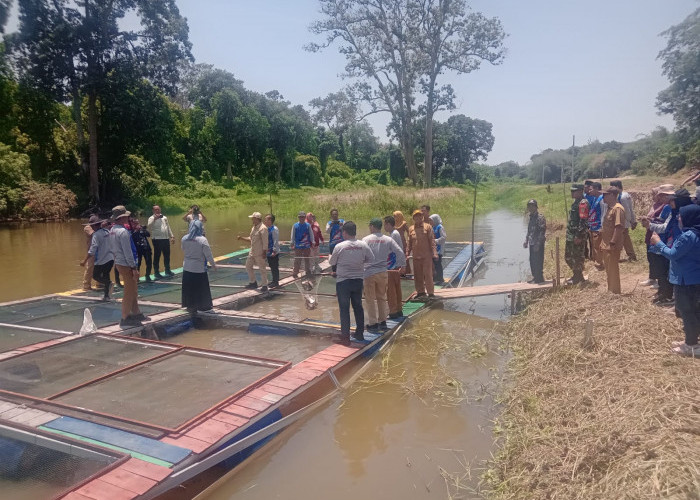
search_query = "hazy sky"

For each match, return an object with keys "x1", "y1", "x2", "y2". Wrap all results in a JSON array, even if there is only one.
[{"x1": 6, "y1": 0, "x2": 699, "y2": 165}]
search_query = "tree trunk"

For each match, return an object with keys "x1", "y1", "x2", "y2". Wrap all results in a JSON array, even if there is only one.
[
  {"x1": 71, "y1": 88, "x2": 88, "y2": 174},
  {"x1": 424, "y1": 97, "x2": 434, "y2": 187},
  {"x1": 227, "y1": 162, "x2": 233, "y2": 181},
  {"x1": 87, "y1": 90, "x2": 99, "y2": 202},
  {"x1": 276, "y1": 156, "x2": 283, "y2": 182},
  {"x1": 400, "y1": 125, "x2": 418, "y2": 185},
  {"x1": 338, "y1": 131, "x2": 345, "y2": 162}
]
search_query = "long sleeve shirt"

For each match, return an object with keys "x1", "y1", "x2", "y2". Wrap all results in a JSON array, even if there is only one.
[
  {"x1": 182, "y1": 236, "x2": 215, "y2": 273},
  {"x1": 249, "y1": 222, "x2": 268, "y2": 255},
  {"x1": 291, "y1": 222, "x2": 312, "y2": 249},
  {"x1": 432, "y1": 224, "x2": 447, "y2": 256},
  {"x1": 88, "y1": 228, "x2": 114, "y2": 265},
  {"x1": 267, "y1": 226, "x2": 280, "y2": 257},
  {"x1": 147, "y1": 215, "x2": 173, "y2": 240},
  {"x1": 618, "y1": 191, "x2": 636, "y2": 228},
  {"x1": 362, "y1": 232, "x2": 406, "y2": 277},
  {"x1": 110, "y1": 224, "x2": 138, "y2": 268},
  {"x1": 650, "y1": 230, "x2": 700, "y2": 285},
  {"x1": 526, "y1": 212, "x2": 547, "y2": 248},
  {"x1": 329, "y1": 238, "x2": 375, "y2": 282},
  {"x1": 408, "y1": 222, "x2": 437, "y2": 259}
]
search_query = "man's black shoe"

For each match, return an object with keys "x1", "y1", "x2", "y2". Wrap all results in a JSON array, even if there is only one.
[
  {"x1": 269, "y1": 281, "x2": 279, "y2": 289},
  {"x1": 145, "y1": 276, "x2": 153, "y2": 283},
  {"x1": 129, "y1": 313, "x2": 149, "y2": 322},
  {"x1": 154, "y1": 273, "x2": 163, "y2": 279},
  {"x1": 388, "y1": 311, "x2": 403, "y2": 319},
  {"x1": 245, "y1": 282, "x2": 258, "y2": 289},
  {"x1": 351, "y1": 332, "x2": 366, "y2": 342},
  {"x1": 334, "y1": 335, "x2": 351, "y2": 346},
  {"x1": 119, "y1": 317, "x2": 142, "y2": 329},
  {"x1": 366, "y1": 323, "x2": 379, "y2": 333},
  {"x1": 260, "y1": 286, "x2": 268, "y2": 292},
  {"x1": 165, "y1": 270, "x2": 174, "y2": 277}
]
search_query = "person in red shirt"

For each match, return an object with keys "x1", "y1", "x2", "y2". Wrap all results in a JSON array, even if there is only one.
[{"x1": 306, "y1": 212, "x2": 325, "y2": 274}]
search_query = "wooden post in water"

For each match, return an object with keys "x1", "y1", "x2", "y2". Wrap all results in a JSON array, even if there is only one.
[
  {"x1": 510, "y1": 289, "x2": 516, "y2": 315},
  {"x1": 555, "y1": 237, "x2": 561, "y2": 287}
]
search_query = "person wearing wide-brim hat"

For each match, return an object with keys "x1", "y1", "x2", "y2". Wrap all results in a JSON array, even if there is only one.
[
  {"x1": 237, "y1": 212, "x2": 269, "y2": 292},
  {"x1": 80, "y1": 215, "x2": 104, "y2": 290},
  {"x1": 564, "y1": 184, "x2": 590, "y2": 285},
  {"x1": 110, "y1": 207, "x2": 148, "y2": 328}
]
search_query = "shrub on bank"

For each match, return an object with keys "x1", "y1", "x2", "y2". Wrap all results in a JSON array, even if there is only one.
[{"x1": 22, "y1": 181, "x2": 77, "y2": 219}]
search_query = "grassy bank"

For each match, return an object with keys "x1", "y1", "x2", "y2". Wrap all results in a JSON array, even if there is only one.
[{"x1": 484, "y1": 274, "x2": 700, "y2": 499}]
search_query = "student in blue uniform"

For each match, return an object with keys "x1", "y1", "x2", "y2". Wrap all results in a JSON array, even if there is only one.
[
  {"x1": 429, "y1": 214, "x2": 446, "y2": 284},
  {"x1": 265, "y1": 214, "x2": 280, "y2": 288},
  {"x1": 291, "y1": 211, "x2": 312, "y2": 278}
]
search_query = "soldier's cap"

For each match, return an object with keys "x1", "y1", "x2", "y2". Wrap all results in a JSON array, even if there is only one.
[
  {"x1": 570, "y1": 183, "x2": 585, "y2": 191},
  {"x1": 527, "y1": 199, "x2": 537, "y2": 206},
  {"x1": 369, "y1": 217, "x2": 383, "y2": 229}
]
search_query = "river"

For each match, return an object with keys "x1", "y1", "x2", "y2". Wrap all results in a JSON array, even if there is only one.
[{"x1": 0, "y1": 208, "x2": 532, "y2": 500}]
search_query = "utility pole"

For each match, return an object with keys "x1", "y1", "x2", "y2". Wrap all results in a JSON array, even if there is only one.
[{"x1": 571, "y1": 135, "x2": 576, "y2": 183}]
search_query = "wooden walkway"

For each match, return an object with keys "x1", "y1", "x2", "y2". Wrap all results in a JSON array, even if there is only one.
[{"x1": 433, "y1": 280, "x2": 553, "y2": 299}]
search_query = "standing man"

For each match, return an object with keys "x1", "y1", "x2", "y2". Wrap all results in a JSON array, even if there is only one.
[
  {"x1": 326, "y1": 208, "x2": 344, "y2": 272},
  {"x1": 429, "y1": 214, "x2": 446, "y2": 284},
  {"x1": 384, "y1": 215, "x2": 406, "y2": 319},
  {"x1": 329, "y1": 221, "x2": 375, "y2": 345},
  {"x1": 264, "y1": 214, "x2": 280, "y2": 288},
  {"x1": 363, "y1": 218, "x2": 406, "y2": 333},
  {"x1": 564, "y1": 184, "x2": 590, "y2": 285},
  {"x1": 600, "y1": 187, "x2": 626, "y2": 294},
  {"x1": 238, "y1": 212, "x2": 269, "y2": 292},
  {"x1": 111, "y1": 206, "x2": 146, "y2": 327},
  {"x1": 291, "y1": 211, "x2": 312, "y2": 278},
  {"x1": 420, "y1": 204, "x2": 431, "y2": 224},
  {"x1": 610, "y1": 180, "x2": 637, "y2": 261},
  {"x1": 80, "y1": 217, "x2": 113, "y2": 301},
  {"x1": 523, "y1": 199, "x2": 547, "y2": 284},
  {"x1": 81, "y1": 215, "x2": 100, "y2": 290},
  {"x1": 587, "y1": 182, "x2": 605, "y2": 270},
  {"x1": 147, "y1": 205, "x2": 175, "y2": 279},
  {"x1": 408, "y1": 209, "x2": 438, "y2": 299}
]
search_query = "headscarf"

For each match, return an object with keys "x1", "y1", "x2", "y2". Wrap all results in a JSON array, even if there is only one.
[
  {"x1": 429, "y1": 214, "x2": 442, "y2": 226},
  {"x1": 393, "y1": 211, "x2": 407, "y2": 230},
  {"x1": 306, "y1": 212, "x2": 319, "y2": 228},
  {"x1": 183, "y1": 219, "x2": 204, "y2": 242},
  {"x1": 680, "y1": 204, "x2": 700, "y2": 237}
]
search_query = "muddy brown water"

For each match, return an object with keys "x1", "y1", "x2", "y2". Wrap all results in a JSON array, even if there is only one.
[{"x1": 0, "y1": 209, "x2": 533, "y2": 499}]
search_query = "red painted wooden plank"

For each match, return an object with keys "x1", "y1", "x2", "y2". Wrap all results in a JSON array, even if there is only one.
[
  {"x1": 161, "y1": 435, "x2": 209, "y2": 454},
  {"x1": 235, "y1": 396, "x2": 271, "y2": 412},
  {"x1": 185, "y1": 419, "x2": 238, "y2": 444},
  {"x1": 75, "y1": 478, "x2": 137, "y2": 500},
  {"x1": 61, "y1": 492, "x2": 95, "y2": 500},
  {"x1": 98, "y1": 468, "x2": 157, "y2": 495},
  {"x1": 286, "y1": 369, "x2": 319, "y2": 382},
  {"x1": 212, "y1": 411, "x2": 250, "y2": 428},
  {"x1": 120, "y1": 458, "x2": 172, "y2": 482},
  {"x1": 0, "y1": 351, "x2": 24, "y2": 360},
  {"x1": 310, "y1": 353, "x2": 346, "y2": 363},
  {"x1": 260, "y1": 392, "x2": 283, "y2": 404},
  {"x1": 259, "y1": 383, "x2": 294, "y2": 396},
  {"x1": 265, "y1": 377, "x2": 305, "y2": 391},
  {"x1": 221, "y1": 403, "x2": 259, "y2": 418},
  {"x1": 247, "y1": 388, "x2": 272, "y2": 400}
]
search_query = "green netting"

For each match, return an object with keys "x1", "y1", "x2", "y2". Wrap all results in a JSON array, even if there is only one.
[
  {"x1": 0, "y1": 427, "x2": 120, "y2": 499},
  {"x1": 0, "y1": 326, "x2": 66, "y2": 354},
  {"x1": 0, "y1": 335, "x2": 173, "y2": 397},
  {"x1": 56, "y1": 350, "x2": 279, "y2": 429}
]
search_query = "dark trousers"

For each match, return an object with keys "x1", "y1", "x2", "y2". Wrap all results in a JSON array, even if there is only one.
[
  {"x1": 267, "y1": 254, "x2": 280, "y2": 284},
  {"x1": 153, "y1": 239, "x2": 171, "y2": 273},
  {"x1": 649, "y1": 253, "x2": 672, "y2": 299},
  {"x1": 93, "y1": 261, "x2": 114, "y2": 297},
  {"x1": 529, "y1": 244, "x2": 545, "y2": 282},
  {"x1": 336, "y1": 278, "x2": 364, "y2": 337},
  {"x1": 674, "y1": 284, "x2": 700, "y2": 346},
  {"x1": 433, "y1": 254, "x2": 444, "y2": 284},
  {"x1": 138, "y1": 250, "x2": 152, "y2": 278}
]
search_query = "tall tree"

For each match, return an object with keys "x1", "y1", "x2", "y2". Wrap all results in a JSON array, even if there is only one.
[
  {"x1": 309, "y1": 90, "x2": 358, "y2": 160},
  {"x1": 419, "y1": 0, "x2": 505, "y2": 186},
  {"x1": 656, "y1": 7, "x2": 700, "y2": 133},
  {"x1": 12, "y1": 0, "x2": 192, "y2": 202}
]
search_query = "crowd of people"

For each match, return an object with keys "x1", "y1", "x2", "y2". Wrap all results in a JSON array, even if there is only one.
[{"x1": 526, "y1": 177, "x2": 700, "y2": 356}]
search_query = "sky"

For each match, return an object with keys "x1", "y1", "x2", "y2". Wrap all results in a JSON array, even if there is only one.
[{"x1": 6, "y1": 0, "x2": 699, "y2": 165}]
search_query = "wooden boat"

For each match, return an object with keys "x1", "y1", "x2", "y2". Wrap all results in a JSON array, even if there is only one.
[{"x1": 0, "y1": 241, "x2": 478, "y2": 499}]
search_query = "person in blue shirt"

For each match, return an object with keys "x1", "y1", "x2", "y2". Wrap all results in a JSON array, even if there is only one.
[
  {"x1": 291, "y1": 211, "x2": 312, "y2": 278},
  {"x1": 264, "y1": 214, "x2": 280, "y2": 288},
  {"x1": 649, "y1": 204, "x2": 700, "y2": 356},
  {"x1": 429, "y1": 214, "x2": 446, "y2": 284},
  {"x1": 586, "y1": 181, "x2": 605, "y2": 269},
  {"x1": 326, "y1": 208, "x2": 345, "y2": 272}
]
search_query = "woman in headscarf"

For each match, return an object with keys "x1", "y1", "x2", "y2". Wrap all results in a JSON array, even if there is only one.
[
  {"x1": 393, "y1": 211, "x2": 411, "y2": 275},
  {"x1": 642, "y1": 186, "x2": 676, "y2": 304},
  {"x1": 649, "y1": 204, "x2": 700, "y2": 356},
  {"x1": 181, "y1": 220, "x2": 216, "y2": 313},
  {"x1": 429, "y1": 214, "x2": 446, "y2": 284},
  {"x1": 640, "y1": 187, "x2": 663, "y2": 287},
  {"x1": 306, "y1": 212, "x2": 324, "y2": 274}
]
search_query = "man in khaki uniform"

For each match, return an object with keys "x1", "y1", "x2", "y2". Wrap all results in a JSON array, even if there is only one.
[
  {"x1": 408, "y1": 209, "x2": 438, "y2": 299},
  {"x1": 81, "y1": 215, "x2": 101, "y2": 290},
  {"x1": 238, "y1": 211, "x2": 269, "y2": 292},
  {"x1": 600, "y1": 187, "x2": 625, "y2": 294}
]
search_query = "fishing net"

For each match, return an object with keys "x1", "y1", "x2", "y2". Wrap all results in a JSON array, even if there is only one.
[{"x1": 293, "y1": 275, "x2": 323, "y2": 310}]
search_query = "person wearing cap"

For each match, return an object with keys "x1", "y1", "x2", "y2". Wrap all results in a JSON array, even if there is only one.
[
  {"x1": 237, "y1": 212, "x2": 269, "y2": 292},
  {"x1": 362, "y1": 218, "x2": 406, "y2": 332},
  {"x1": 408, "y1": 209, "x2": 438, "y2": 299},
  {"x1": 306, "y1": 212, "x2": 324, "y2": 274},
  {"x1": 599, "y1": 187, "x2": 625, "y2": 294},
  {"x1": 291, "y1": 211, "x2": 312, "y2": 278},
  {"x1": 429, "y1": 214, "x2": 446, "y2": 284},
  {"x1": 523, "y1": 200, "x2": 547, "y2": 284},
  {"x1": 649, "y1": 204, "x2": 700, "y2": 356},
  {"x1": 80, "y1": 216, "x2": 114, "y2": 300},
  {"x1": 81, "y1": 215, "x2": 101, "y2": 290},
  {"x1": 147, "y1": 205, "x2": 175, "y2": 279},
  {"x1": 325, "y1": 208, "x2": 345, "y2": 266},
  {"x1": 384, "y1": 215, "x2": 406, "y2": 318},
  {"x1": 564, "y1": 184, "x2": 590, "y2": 285},
  {"x1": 641, "y1": 186, "x2": 681, "y2": 305},
  {"x1": 586, "y1": 182, "x2": 605, "y2": 270},
  {"x1": 610, "y1": 180, "x2": 637, "y2": 261},
  {"x1": 264, "y1": 214, "x2": 280, "y2": 288},
  {"x1": 329, "y1": 221, "x2": 375, "y2": 344},
  {"x1": 110, "y1": 207, "x2": 147, "y2": 327},
  {"x1": 182, "y1": 220, "x2": 217, "y2": 313}
]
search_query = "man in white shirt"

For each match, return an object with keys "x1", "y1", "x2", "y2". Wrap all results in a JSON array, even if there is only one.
[
  {"x1": 610, "y1": 180, "x2": 637, "y2": 261},
  {"x1": 329, "y1": 221, "x2": 375, "y2": 345},
  {"x1": 147, "y1": 205, "x2": 175, "y2": 278}
]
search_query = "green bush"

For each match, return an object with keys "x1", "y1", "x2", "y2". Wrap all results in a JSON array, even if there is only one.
[
  {"x1": 117, "y1": 154, "x2": 161, "y2": 199},
  {"x1": 326, "y1": 159, "x2": 353, "y2": 179},
  {"x1": 22, "y1": 181, "x2": 77, "y2": 219},
  {"x1": 294, "y1": 154, "x2": 323, "y2": 187},
  {"x1": 200, "y1": 170, "x2": 213, "y2": 183},
  {"x1": 0, "y1": 143, "x2": 32, "y2": 217}
]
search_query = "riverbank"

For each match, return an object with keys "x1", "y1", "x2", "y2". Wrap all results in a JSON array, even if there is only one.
[{"x1": 484, "y1": 257, "x2": 700, "y2": 498}]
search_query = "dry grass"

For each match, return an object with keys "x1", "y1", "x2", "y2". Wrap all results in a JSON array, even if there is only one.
[{"x1": 486, "y1": 278, "x2": 700, "y2": 500}]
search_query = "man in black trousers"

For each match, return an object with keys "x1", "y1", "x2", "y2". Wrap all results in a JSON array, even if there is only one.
[{"x1": 523, "y1": 199, "x2": 547, "y2": 284}]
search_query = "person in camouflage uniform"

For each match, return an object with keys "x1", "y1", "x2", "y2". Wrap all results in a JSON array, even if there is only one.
[{"x1": 565, "y1": 184, "x2": 590, "y2": 284}]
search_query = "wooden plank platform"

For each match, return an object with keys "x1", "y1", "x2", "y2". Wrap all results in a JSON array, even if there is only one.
[{"x1": 433, "y1": 280, "x2": 553, "y2": 299}]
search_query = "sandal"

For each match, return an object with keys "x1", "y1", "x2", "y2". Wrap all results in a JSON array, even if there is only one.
[{"x1": 671, "y1": 344, "x2": 700, "y2": 357}]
